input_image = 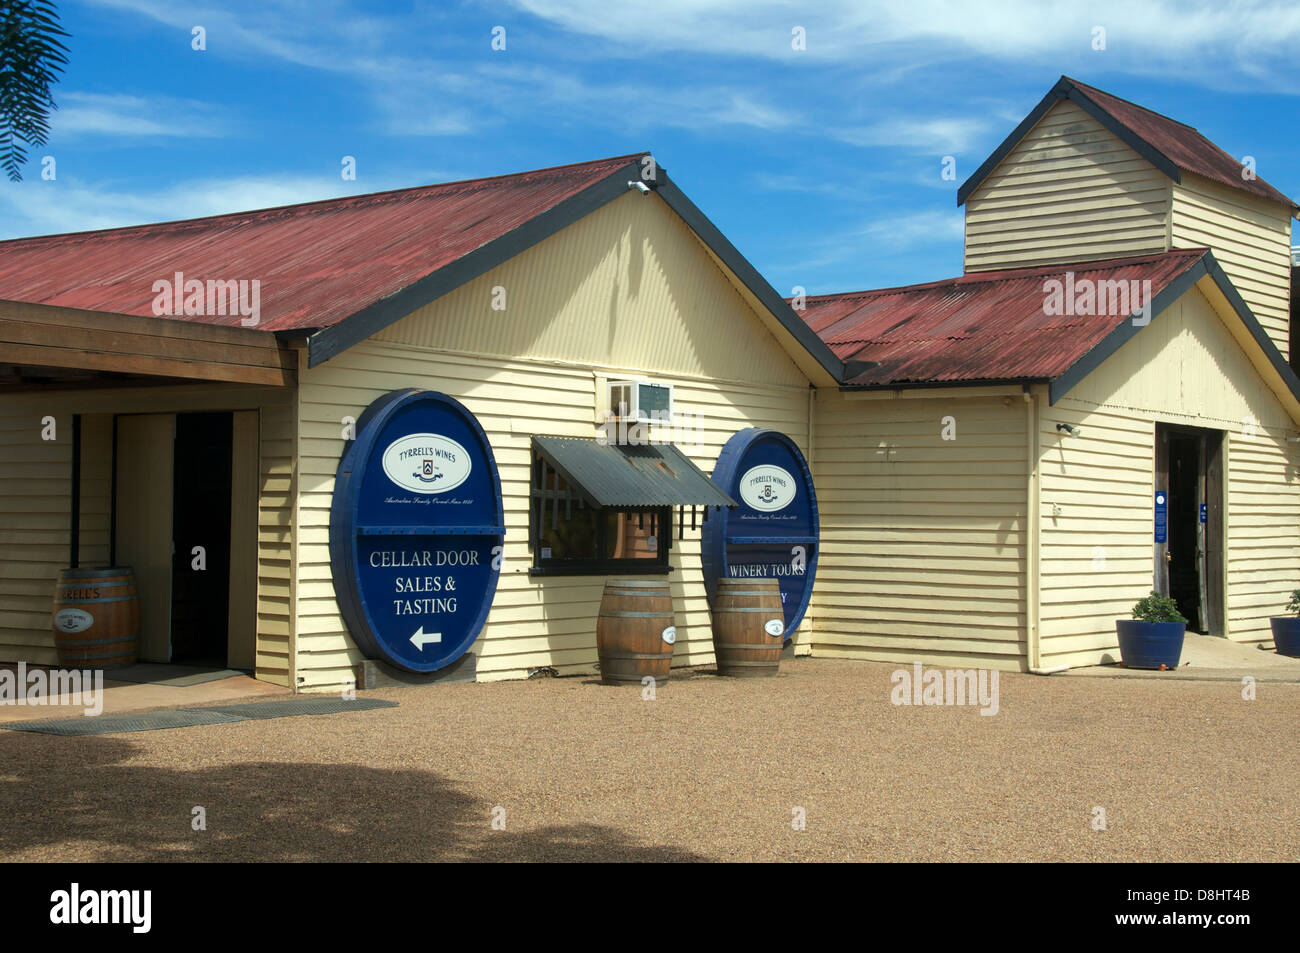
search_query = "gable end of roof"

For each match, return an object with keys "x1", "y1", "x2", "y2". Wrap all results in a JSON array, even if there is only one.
[
  {"x1": 959, "y1": 77, "x2": 1296, "y2": 213},
  {"x1": 306, "y1": 157, "x2": 644, "y2": 367},
  {"x1": 1050, "y1": 249, "x2": 1300, "y2": 411}
]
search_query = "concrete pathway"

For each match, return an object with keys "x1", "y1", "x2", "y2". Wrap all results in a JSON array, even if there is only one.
[
  {"x1": 0, "y1": 662, "x2": 289, "y2": 723},
  {"x1": 1066, "y1": 632, "x2": 1300, "y2": 683}
]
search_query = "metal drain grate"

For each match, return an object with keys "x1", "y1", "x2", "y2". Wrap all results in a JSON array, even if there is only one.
[
  {"x1": 202, "y1": 698, "x2": 399, "y2": 719},
  {"x1": 1, "y1": 697, "x2": 399, "y2": 736},
  {"x1": 2, "y1": 709, "x2": 245, "y2": 736}
]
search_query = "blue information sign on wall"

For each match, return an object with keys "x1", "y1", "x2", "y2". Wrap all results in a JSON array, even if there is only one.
[
  {"x1": 701, "y1": 429, "x2": 819, "y2": 641},
  {"x1": 329, "y1": 389, "x2": 505, "y2": 673},
  {"x1": 1154, "y1": 490, "x2": 1168, "y2": 544}
]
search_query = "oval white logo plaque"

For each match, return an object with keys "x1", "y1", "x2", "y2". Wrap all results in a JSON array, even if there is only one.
[
  {"x1": 739, "y1": 464, "x2": 796, "y2": 512},
  {"x1": 381, "y1": 433, "x2": 472, "y2": 494},
  {"x1": 55, "y1": 608, "x2": 94, "y2": 633}
]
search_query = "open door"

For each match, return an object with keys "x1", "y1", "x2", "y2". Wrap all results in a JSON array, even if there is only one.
[
  {"x1": 115, "y1": 414, "x2": 175, "y2": 662},
  {"x1": 1154, "y1": 423, "x2": 1224, "y2": 635}
]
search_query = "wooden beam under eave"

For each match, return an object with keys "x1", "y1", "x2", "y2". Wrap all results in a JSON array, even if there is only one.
[
  {"x1": 0, "y1": 341, "x2": 294, "y2": 386},
  {"x1": 0, "y1": 299, "x2": 296, "y2": 387}
]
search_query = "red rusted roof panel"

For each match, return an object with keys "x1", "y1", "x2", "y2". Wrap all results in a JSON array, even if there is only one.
[
  {"x1": 0, "y1": 154, "x2": 644, "y2": 332},
  {"x1": 797, "y1": 249, "x2": 1208, "y2": 386},
  {"x1": 1067, "y1": 78, "x2": 1296, "y2": 210}
]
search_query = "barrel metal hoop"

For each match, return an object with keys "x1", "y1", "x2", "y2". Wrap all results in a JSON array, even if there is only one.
[
  {"x1": 598, "y1": 611, "x2": 674, "y2": 619},
  {"x1": 55, "y1": 635, "x2": 139, "y2": 647},
  {"x1": 53, "y1": 595, "x2": 139, "y2": 605},
  {"x1": 717, "y1": 643, "x2": 782, "y2": 651}
]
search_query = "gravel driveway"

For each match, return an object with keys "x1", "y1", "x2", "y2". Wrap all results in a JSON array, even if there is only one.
[{"x1": 2, "y1": 658, "x2": 1296, "y2": 862}]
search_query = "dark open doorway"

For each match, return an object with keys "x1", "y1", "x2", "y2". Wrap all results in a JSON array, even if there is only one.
[
  {"x1": 170, "y1": 412, "x2": 233, "y2": 665},
  {"x1": 1155, "y1": 424, "x2": 1224, "y2": 635}
]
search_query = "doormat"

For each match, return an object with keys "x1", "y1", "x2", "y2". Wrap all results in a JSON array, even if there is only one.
[
  {"x1": 1, "y1": 698, "x2": 399, "y2": 736},
  {"x1": 102, "y1": 664, "x2": 247, "y2": 687}
]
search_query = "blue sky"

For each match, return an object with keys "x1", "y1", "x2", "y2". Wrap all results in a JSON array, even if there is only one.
[{"x1": 2, "y1": 0, "x2": 1298, "y2": 296}]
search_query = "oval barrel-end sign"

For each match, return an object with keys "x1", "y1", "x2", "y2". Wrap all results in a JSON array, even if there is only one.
[
  {"x1": 54, "y1": 608, "x2": 94, "y2": 633},
  {"x1": 330, "y1": 389, "x2": 505, "y2": 673},
  {"x1": 701, "y1": 428, "x2": 819, "y2": 642}
]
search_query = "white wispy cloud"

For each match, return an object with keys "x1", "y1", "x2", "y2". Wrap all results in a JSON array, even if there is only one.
[
  {"x1": 503, "y1": 0, "x2": 1300, "y2": 89},
  {"x1": 51, "y1": 92, "x2": 230, "y2": 139},
  {"x1": 0, "y1": 171, "x2": 446, "y2": 239},
  {"x1": 834, "y1": 117, "x2": 995, "y2": 154},
  {"x1": 857, "y1": 208, "x2": 965, "y2": 247}
]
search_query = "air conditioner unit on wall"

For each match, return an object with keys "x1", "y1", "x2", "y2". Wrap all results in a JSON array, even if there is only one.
[{"x1": 608, "y1": 379, "x2": 673, "y2": 423}]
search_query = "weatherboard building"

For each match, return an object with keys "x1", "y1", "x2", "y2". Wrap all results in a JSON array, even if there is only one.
[{"x1": 0, "y1": 76, "x2": 1296, "y2": 689}]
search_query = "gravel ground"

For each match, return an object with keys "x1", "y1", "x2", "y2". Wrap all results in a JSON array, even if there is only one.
[{"x1": 1, "y1": 658, "x2": 1296, "y2": 862}]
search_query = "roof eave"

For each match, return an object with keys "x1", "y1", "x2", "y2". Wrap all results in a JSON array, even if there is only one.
[
  {"x1": 654, "y1": 172, "x2": 846, "y2": 386},
  {"x1": 305, "y1": 157, "x2": 647, "y2": 368},
  {"x1": 838, "y1": 377, "x2": 1046, "y2": 394},
  {"x1": 1048, "y1": 250, "x2": 1300, "y2": 421},
  {"x1": 304, "y1": 160, "x2": 846, "y2": 387}
]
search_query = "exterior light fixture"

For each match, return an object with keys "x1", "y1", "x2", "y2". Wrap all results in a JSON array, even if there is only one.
[
  {"x1": 1056, "y1": 423, "x2": 1082, "y2": 437},
  {"x1": 628, "y1": 180, "x2": 652, "y2": 194}
]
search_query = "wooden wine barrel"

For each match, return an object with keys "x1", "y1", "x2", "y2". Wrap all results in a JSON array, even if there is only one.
[
  {"x1": 596, "y1": 579, "x2": 676, "y2": 685},
  {"x1": 51, "y1": 567, "x2": 140, "y2": 669},
  {"x1": 712, "y1": 578, "x2": 784, "y2": 677}
]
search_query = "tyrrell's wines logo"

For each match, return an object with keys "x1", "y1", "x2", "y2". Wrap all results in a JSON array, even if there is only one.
[
  {"x1": 739, "y1": 464, "x2": 795, "y2": 512},
  {"x1": 381, "y1": 433, "x2": 471, "y2": 494}
]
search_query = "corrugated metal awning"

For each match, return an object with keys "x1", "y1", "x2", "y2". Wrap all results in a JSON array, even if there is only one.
[{"x1": 532, "y1": 436, "x2": 736, "y2": 508}]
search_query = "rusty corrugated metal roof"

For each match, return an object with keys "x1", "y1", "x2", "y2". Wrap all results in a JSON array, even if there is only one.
[
  {"x1": 533, "y1": 436, "x2": 736, "y2": 508},
  {"x1": 0, "y1": 154, "x2": 646, "y2": 333},
  {"x1": 1066, "y1": 78, "x2": 1297, "y2": 211},
  {"x1": 797, "y1": 249, "x2": 1208, "y2": 387}
]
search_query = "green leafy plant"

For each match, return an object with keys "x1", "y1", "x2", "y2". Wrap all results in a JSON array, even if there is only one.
[
  {"x1": 1131, "y1": 591, "x2": 1188, "y2": 624},
  {"x1": 1285, "y1": 589, "x2": 1300, "y2": 617},
  {"x1": 0, "y1": 1, "x2": 71, "y2": 181}
]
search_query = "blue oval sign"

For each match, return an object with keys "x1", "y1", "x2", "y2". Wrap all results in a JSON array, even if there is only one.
[
  {"x1": 701, "y1": 429, "x2": 819, "y2": 640},
  {"x1": 329, "y1": 389, "x2": 505, "y2": 673}
]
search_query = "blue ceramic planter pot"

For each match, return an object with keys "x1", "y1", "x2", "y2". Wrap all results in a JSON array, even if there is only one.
[
  {"x1": 1115, "y1": 620, "x2": 1185, "y2": 669},
  {"x1": 1269, "y1": 617, "x2": 1300, "y2": 658}
]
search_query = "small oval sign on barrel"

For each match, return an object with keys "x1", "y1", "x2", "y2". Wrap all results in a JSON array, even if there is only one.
[
  {"x1": 54, "y1": 608, "x2": 94, "y2": 633},
  {"x1": 330, "y1": 390, "x2": 505, "y2": 673},
  {"x1": 701, "y1": 429, "x2": 819, "y2": 641}
]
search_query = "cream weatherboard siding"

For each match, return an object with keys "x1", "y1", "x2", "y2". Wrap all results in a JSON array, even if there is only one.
[
  {"x1": 1170, "y1": 172, "x2": 1295, "y2": 359},
  {"x1": 0, "y1": 408, "x2": 73, "y2": 665},
  {"x1": 293, "y1": 191, "x2": 815, "y2": 691},
  {"x1": 1037, "y1": 283, "x2": 1300, "y2": 668},
  {"x1": 809, "y1": 390, "x2": 1029, "y2": 671},
  {"x1": 0, "y1": 385, "x2": 296, "y2": 684},
  {"x1": 964, "y1": 100, "x2": 1170, "y2": 273}
]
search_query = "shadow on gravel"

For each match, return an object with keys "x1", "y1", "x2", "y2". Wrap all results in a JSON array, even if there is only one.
[{"x1": 0, "y1": 735, "x2": 703, "y2": 862}]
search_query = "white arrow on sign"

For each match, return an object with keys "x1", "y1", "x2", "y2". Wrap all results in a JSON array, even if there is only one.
[{"x1": 410, "y1": 626, "x2": 442, "y2": 650}]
